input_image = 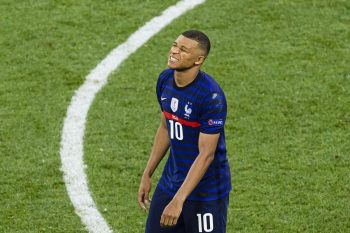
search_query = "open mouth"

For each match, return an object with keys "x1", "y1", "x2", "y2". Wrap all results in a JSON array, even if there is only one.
[{"x1": 169, "y1": 56, "x2": 179, "y2": 63}]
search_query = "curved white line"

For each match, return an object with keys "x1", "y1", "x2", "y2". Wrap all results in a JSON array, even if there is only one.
[{"x1": 59, "y1": 0, "x2": 206, "y2": 232}]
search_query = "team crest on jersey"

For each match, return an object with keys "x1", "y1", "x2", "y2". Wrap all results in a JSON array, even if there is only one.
[
  {"x1": 171, "y1": 97, "x2": 179, "y2": 112},
  {"x1": 184, "y1": 102, "x2": 192, "y2": 119}
]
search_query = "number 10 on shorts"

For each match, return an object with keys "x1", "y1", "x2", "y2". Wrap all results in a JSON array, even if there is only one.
[{"x1": 197, "y1": 213, "x2": 214, "y2": 232}]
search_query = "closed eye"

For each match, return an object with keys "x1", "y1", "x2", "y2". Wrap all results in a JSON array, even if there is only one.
[{"x1": 180, "y1": 47, "x2": 189, "y2": 52}]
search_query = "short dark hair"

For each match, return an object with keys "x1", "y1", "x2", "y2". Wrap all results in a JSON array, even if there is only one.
[{"x1": 181, "y1": 30, "x2": 211, "y2": 56}]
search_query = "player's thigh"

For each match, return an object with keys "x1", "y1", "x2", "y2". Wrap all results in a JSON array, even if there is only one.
[
  {"x1": 183, "y1": 196, "x2": 229, "y2": 233},
  {"x1": 145, "y1": 186, "x2": 185, "y2": 233}
]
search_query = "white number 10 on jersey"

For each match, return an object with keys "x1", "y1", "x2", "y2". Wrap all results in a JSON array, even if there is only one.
[{"x1": 169, "y1": 120, "x2": 183, "y2": 140}]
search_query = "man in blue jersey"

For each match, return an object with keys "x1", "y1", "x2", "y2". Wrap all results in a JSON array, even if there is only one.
[{"x1": 138, "y1": 30, "x2": 231, "y2": 233}]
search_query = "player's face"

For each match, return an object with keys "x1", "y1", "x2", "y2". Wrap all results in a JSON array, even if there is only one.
[{"x1": 167, "y1": 35, "x2": 205, "y2": 71}]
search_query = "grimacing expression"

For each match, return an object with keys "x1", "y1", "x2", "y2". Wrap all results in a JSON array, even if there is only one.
[{"x1": 167, "y1": 35, "x2": 206, "y2": 70}]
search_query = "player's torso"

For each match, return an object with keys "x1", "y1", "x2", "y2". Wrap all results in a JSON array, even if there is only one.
[
  {"x1": 157, "y1": 69, "x2": 232, "y2": 201},
  {"x1": 160, "y1": 76, "x2": 205, "y2": 144}
]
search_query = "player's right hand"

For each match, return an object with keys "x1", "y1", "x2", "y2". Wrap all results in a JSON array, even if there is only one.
[{"x1": 138, "y1": 175, "x2": 151, "y2": 212}]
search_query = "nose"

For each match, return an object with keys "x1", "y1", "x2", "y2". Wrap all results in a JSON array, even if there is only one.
[{"x1": 170, "y1": 46, "x2": 180, "y2": 54}]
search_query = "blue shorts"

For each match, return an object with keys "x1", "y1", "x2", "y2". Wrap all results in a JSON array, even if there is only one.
[{"x1": 145, "y1": 186, "x2": 229, "y2": 233}]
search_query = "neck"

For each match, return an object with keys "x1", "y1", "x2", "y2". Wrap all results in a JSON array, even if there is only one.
[{"x1": 174, "y1": 67, "x2": 200, "y2": 87}]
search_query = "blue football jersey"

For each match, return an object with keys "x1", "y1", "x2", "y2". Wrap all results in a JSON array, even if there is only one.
[{"x1": 156, "y1": 69, "x2": 231, "y2": 201}]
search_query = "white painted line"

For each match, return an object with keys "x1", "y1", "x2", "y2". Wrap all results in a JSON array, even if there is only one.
[{"x1": 59, "y1": 0, "x2": 206, "y2": 232}]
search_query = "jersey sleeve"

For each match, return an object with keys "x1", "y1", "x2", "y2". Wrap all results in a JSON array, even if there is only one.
[
  {"x1": 156, "y1": 69, "x2": 170, "y2": 111},
  {"x1": 156, "y1": 77, "x2": 163, "y2": 111},
  {"x1": 199, "y1": 91, "x2": 227, "y2": 134}
]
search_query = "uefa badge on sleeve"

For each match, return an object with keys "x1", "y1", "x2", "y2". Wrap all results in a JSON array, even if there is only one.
[{"x1": 208, "y1": 119, "x2": 223, "y2": 126}]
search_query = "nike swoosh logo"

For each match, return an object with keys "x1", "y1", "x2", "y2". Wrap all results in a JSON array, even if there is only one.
[{"x1": 161, "y1": 97, "x2": 167, "y2": 101}]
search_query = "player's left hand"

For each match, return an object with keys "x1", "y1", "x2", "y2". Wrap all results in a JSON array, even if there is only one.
[{"x1": 160, "y1": 198, "x2": 184, "y2": 228}]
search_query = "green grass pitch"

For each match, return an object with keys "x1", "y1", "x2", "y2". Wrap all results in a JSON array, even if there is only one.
[{"x1": 1, "y1": 0, "x2": 349, "y2": 232}]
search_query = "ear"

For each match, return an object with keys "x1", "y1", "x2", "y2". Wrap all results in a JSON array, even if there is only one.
[{"x1": 194, "y1": 55, "x2": 205, "y2": 66}]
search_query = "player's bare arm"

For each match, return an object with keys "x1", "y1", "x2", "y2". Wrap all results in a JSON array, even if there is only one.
[
  {"x1": 160, "y1": 132, "x2": 220, "y2": 227},
  {"x1": 138, "y1": 113, "x2": 169, "y2": 211}
]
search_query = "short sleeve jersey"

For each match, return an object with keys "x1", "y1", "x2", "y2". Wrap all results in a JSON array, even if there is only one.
[{"x1": 156, "y1": 69, "x2": 231, "y2": 201}]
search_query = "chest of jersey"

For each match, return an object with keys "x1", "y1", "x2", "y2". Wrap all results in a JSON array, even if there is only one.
[
  {"x1": 160, "y1": 90, "x2": 200, "y2": 123},
  {"x1": 160, "y1": 88, "x2": 203, "y2": 142}
]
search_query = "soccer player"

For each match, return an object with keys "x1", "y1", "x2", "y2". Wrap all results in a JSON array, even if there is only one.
[{"x1": 138, "y1": 30, "x2": 231, "y2": 233}]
